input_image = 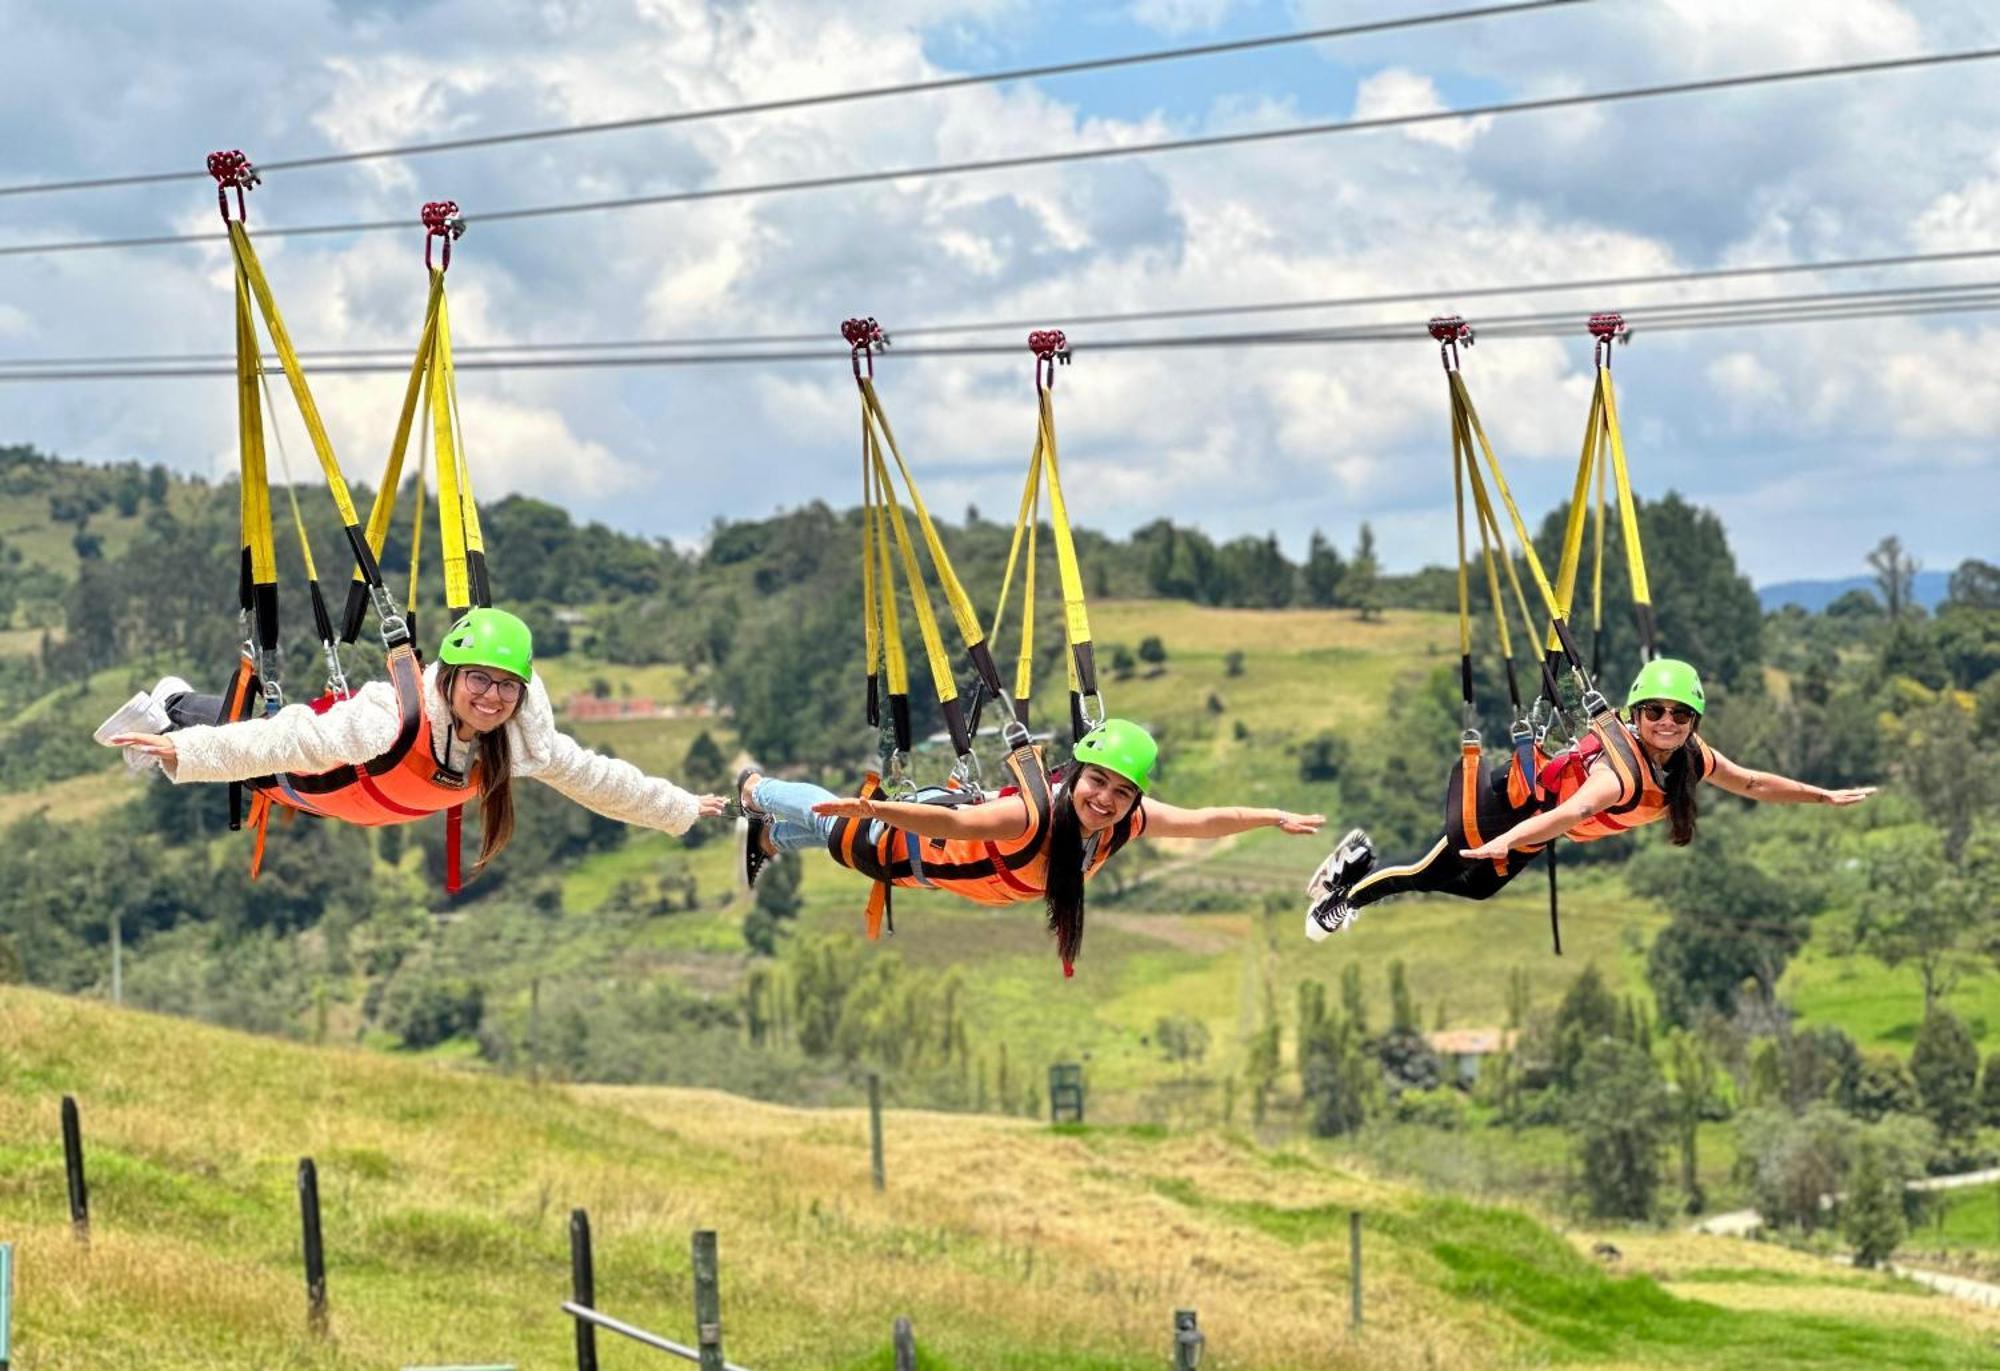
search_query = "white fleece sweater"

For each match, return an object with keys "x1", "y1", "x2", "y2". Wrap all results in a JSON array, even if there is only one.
[{"x1": 166, "y1": 664, "x2": 703, "y2": 835}]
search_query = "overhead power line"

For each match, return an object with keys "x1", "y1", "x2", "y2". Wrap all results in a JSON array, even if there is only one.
[
  {"x1": 4, "y1": 245, "x2": 1996, "y2": 370},
  {"x1": 2, "y1": 45, "x2": 1994, "y2": 260},
  {"x1": 0, "y1": 0, "x2": 1584, "y2": 199},
  {"x1": 3, "y1": 286, "x2": 1995, "y2": 382}
]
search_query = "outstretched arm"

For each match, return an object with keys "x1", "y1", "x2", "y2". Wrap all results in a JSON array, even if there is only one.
[
  {"x1": 1708, "y1": 751, "x2": 1875, "y2": 806},
  {"x1": 811, "y1": 793, "x2": 1033, "y2": 844},
  {"x1": 1139, "y1": 799, "x2": 1323, "y2": 840},
  {"x1": 533, "y1": 730, "x2": 728, "y2": 833},
  {"x1": 1462, "y1": 767, "x2": 1625, "y2": 860}
]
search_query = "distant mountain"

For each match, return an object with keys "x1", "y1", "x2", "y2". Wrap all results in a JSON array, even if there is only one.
[{"x1": 1758, "y1": 570, "x2": 1952, "y2": 614}]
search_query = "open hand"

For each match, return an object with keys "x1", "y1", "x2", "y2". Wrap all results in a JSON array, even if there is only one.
[
  {"x1": 1275, "y1": 812, "x2": 1325, "y2": 835},
  {"x1": 811, "y1": 797, "x2": 878, "y2": 821},
  {"x1": 1822, "y1": 786, "x2": 1877, "y2": 807},
  {"x1": 695, "y1": 794, "x2": 729, "y2": 818},
  {"x1": 107, "y1": 732, "x2": 176, "y2": 766},
  {"x1": 1460, "y1": 838, "x2": 1510, "y2": 862}
]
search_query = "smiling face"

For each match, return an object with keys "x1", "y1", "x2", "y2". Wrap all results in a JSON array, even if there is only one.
[
  {"x1": 1068, "y1": 762, "x2": 1141, "y2": 836},
  {"x1": 447, "y1": 665, "x2": 525, "y2": 735},
  {"x1": 1632, "y1": 698, "x2": 1697, "y2": 756}
]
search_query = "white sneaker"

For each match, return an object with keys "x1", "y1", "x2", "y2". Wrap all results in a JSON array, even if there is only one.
[
  {"x1": 150, "y1": 675, "x2": 193, "y2": 709},
  {"x1": 94, "y1": 690, "x2": 168, "y2": 747}
]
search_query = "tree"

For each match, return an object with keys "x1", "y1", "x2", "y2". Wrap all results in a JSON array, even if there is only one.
[
  {"x1": 1866, "y1": 535, "x2": 1919, "y2": 620},
  {"x1": 1665, "y1": 1028, "x2": 1721, "y2": 1214},
  {"x1": 1946, "y1": 557, "x2": 2000, "y2": 611},
  {"x1": 1554, "y1": 963, "x2": 1620, "y2": 1089},
  {"x1": 1301, "y1": 1010, "x2": 1375, "y2": 1137},
  {"x1": 1137, "y1": 635, "x2": 1168, "y2": 668},
  {"x1": 1979, "y1": 1052, "x2": 2000, "y2": 1128},
  {"x1": 743, "y1": 854, "x2": 802, "y2": 955},
  {"x1": 1347, "y1": 524, "x2": 1382, "y2": 622},
  {"x1": 1635, "y1": 831, "x2": 1813, "y2": 1025},
  {"x1": 682, "y1": 730, "x2": 728, "y2": 792},
  {"x1": 1154, "y1": 1014, "x2": 1211, "y2": 1075},
  {"x1": 1859, "y1": 825, "x2": 1982, "y2": 1011},
  {"x1": 1303, "y1": 529, "x2": 1346, "y2": 607},
  {"x1": 1842, "y1": 1143, "x2": 1906, "y2": 1268},
  {"x1": 1910, "y1": 1006, "x2": 1980, "y2": 1149},
  {"x1": 1387, "y1": 958, "x2": 1418, "y2": 1035},
  {"x1": 1843, "y1": 1053, "x2": 1919, "y2": 1122},
  {"x1": 1569, "y1": 1039, "x2": 1672, "y2": 1220},
  {"x1": 1736, "y1": 1103, "x2": 1857, "y2": 1232}
]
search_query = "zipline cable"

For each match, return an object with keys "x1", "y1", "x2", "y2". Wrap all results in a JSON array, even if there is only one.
[
  {"x1": 2, "y1": 45, "x2": 1994, "y2": 259},
  {"x1": 5, "y1": 244, "x2": 1999, "y2": 370},
  {"x1": 0, "y1": 0, "x2": 1586, "y2": 199},
  {"x1": 4, "y1": 288, "x2": 1997, "y2": 382}
]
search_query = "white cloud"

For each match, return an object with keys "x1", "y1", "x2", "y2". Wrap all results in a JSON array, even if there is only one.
[{"x1": 1351, "y1": 68, "x2": 1492, "y2": 151}]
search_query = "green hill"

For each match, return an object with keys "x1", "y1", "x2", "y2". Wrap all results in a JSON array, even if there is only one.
[{"x1": 2, "y1": 987, "x2": 1995, "y2": 1371}]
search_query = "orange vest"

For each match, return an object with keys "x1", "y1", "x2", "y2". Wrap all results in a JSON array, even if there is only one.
[
  {"x1": 1536, "y1": 722, "x2": 1714, "y2": 842},
  {"x1": 231, "y1": 644, "x2": 482, "y2": 890},
  {"x1": 827, "y1": 742, "x2": 1145, "y2": 928}
]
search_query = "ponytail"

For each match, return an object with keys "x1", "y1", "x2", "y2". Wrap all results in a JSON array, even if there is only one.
[
  {"x1": 1043, "y1": 780, "x2": 1087, "y2": 975},
  {"x1": 1663, "y1": 740, "x2": 1700, "y2": 847}
]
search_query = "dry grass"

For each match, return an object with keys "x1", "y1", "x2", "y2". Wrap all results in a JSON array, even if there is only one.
[{"x1": 4, "y1": 989, "x2": 1998, "y2": 1370}]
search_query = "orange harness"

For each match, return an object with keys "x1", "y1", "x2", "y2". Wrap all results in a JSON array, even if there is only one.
[
  {"x1": 1537, "y1": 724, "x2": 1714, "y2": 842},
  {"x1": 826, "y1": 740, "x2": 1144, "y2": 946},
  {"x1": 227, "y1": 643, "x2": 480, "y2": 890}
]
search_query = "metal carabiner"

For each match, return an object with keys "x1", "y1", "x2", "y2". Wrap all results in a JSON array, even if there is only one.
[
  {"x1": 1076, "y1": 690, "x2": 1107, "y2": 732},
  {"x1": 950, "y1": 749, "x2": 985, "y2": 798}
]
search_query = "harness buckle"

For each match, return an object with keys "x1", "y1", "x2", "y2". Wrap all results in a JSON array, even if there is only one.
[
  {"x1": 1000, "y1": 717, "x2": 1032, "y2": 751},
  {"x1": 882, "y1": 751, "x2": 919, "y2": 800},
  {"x1": 950, "y1": 749, "x2": 984, "y2": 798},
  {"x1": 322, "y1": 642, "x2": 352, "y2": 700},
  {"x1": 260, "y1": 676, "x2": 285, "y2": 717},
  {"x1": 1076, "y1": 690, "x2": 1107, "y2": 731}
]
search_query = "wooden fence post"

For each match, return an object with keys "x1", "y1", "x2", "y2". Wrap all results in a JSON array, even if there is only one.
[
  {"x1": 569, "y1": 1209, "x2": 598, "y2": 1371},
  {"x1": 691, "y1": 1230, "x2": 723, "y2": 1371},
  {"x1": 60, "y1": 1095, "x2": 88, "y2": 1244},
  {"x1": 892, "y1": 1315, "x2": 915, "y2": 1371},
  {"x1": 299, "y1": 1158, "x2": 328, "y2": 1336},
  {"x1": 1173, "y1": 1309, "x2": 1203, "y2": 1369},
  {"x1": 1349, "y1": 1210, "x2": 1363, "y2": 1334},
  {"x1": 868, "y1": 1073, "x2": 885, "y2": 1192}
]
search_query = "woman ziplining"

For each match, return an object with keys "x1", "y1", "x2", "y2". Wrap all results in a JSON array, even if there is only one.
[
  {"x1": 94, "y1": 157, "x2": 724, "y2": 886},
  {"x1": 1304, "y1": 657, "x2": 1875, "y2": 937},
  {"x1": 103, "y1": 607, "x2": 729, "y2": 879},
  {"x1": 736, "y1": 323, "x2": 1320, "y2": 976},
  {"x1": 1304, "y1": 314, "x2": 1874, "y2": 941},
  {"x1": 740, "y1": 717, "x2": 1323, "y2": 977}
]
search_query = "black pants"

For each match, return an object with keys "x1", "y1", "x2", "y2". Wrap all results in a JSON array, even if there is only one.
[
  {"x1": 1350, "y1": 755, "x2": 1543, "y2": 909},
  {"x1": 162, "y1": 691, "x2": 225, "y2": 730}
]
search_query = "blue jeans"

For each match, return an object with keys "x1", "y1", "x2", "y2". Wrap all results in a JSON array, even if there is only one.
[{"x1": 753, "y1": 777, "x2": 856, "y2": 854}]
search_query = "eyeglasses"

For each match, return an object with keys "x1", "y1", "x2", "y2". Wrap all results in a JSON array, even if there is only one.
[
  {"x1": 1637, "y1": 702, "x2": 1696, "y2": 725},
  {"x1": 461, "y1": 668, "x2": 524, "y2": 703}
]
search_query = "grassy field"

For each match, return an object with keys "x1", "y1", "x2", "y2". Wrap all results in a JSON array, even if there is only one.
[{"x1": 3, "y1": 987, "x2": 1997, "y2": 1371}]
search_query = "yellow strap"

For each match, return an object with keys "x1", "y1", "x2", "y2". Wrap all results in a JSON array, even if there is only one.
[
  {"x1": 1451, "y1": 387, "x2": 1472, "y2": 663},
  {"x1": 357, "y1": 275, "x2": 445, "y2": 576},
  {"x1": 859, "y1": 379, "x2": 986, "y2": 652},
  {"x1": 990, "y1": 426, "x2": 1045, "y2": 701},
  {"x1": 408, "y1": 402, "x2": 430, "y2": 610},
  {"x1": 864, "y1": 430, "x2": 908, "y2": 698},
  {"x1": 1449, "y1": 371, "x2": 1569, "y2": 626},
  {"x1": 1547, "y1": 383, "x2": 1603, "y2": 640},
  {"x1": 227, "y1": 224, "x2": 365, "y2": 534},
  {"x1": 1598, "y1": 365, "x2": 1652, "y2": 611},
  {"x1": 860, "y1": 409, "x2": 884, "y2": 690},
  {"x1": 867, "y1": 431, "x2": 958, "y2": 706},
  {"x1": 438, "y1": 283, "x2": 487, "y2": 593},
  {"x1": 429, "y1": 286, "x2": 471, "y2": 614},
  {"x1": 1036, "y1": 386, "x2": 1094, "y2": 675},
  {"x1": 1453, "y1": 395, "x2": 1529, "y2": 661},
  {"x1": 233, "y1": 268, "x2": 276, "y2": 592},
  {"x1": 1591, "y1": 409, "x2": 1608, "y2": 642},
  {"x1": 254, "y1": 361, "x2": 323, "y2": 586}
]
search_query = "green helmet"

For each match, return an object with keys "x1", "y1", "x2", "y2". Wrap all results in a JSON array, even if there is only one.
[
  {"x1": 1070, "y1": 718, "x2": 1158, "y2": 791},
  {"x1": 438, "y1": 607, "x2": 534, "y2": 679},
  {"x1": 1625, "y1": 657, "x2": 1705, "y2": 717}
]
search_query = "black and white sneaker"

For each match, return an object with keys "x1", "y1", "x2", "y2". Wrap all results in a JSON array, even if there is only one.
[
  {"x1": 1305, "y1": 892, "x2": 1358, "y2": 941},
  {"x1": 1306, "y1": 828, "x2": 1374, "y2": 904},
  {"x1": 735, "y1": 766, "x2": 770, "y2": 894}
]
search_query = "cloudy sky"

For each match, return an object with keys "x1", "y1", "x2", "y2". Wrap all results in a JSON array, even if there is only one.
[{"x1": 1, "y1": 0, "x2": 1995, "y2": 584}]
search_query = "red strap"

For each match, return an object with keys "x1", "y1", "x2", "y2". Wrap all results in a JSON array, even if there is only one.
[
  {"x1": 445, "y1": 805, "x2": 464, "y2": 895},
  {"x1": 984, "y1": 842, "x2": 1040, "y2": 896}
]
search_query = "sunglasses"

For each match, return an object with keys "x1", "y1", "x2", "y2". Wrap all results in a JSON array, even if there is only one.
[
  {"x1": 1636, "y1": 702, "x2": 1696, "y2": 725},
  {"x1": 461, "y1": 668, "x2": 524, "y2": 703}
]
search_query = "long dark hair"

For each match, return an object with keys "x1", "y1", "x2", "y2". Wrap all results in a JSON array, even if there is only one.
[
  {"x1": 1043, "y1": 779, "x2": 1087, "y2": 973},
  {"x1": 1662, "y1": 737, "x2": 1700, "y2": 847},
  {"x1": 437, "y1": 664, "x2": 516, "y2": 871}
]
